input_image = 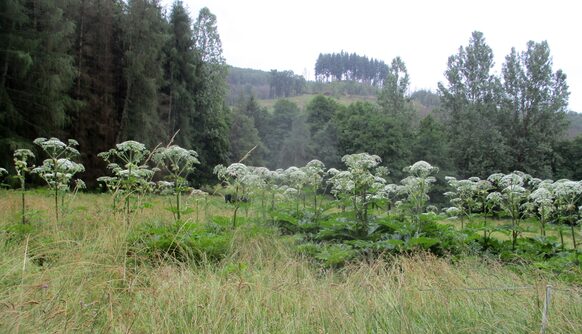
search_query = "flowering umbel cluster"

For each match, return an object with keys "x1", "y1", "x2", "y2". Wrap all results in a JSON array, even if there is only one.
[{"x1": 32, "y1": 138, "x2": 84, "y2": 192}]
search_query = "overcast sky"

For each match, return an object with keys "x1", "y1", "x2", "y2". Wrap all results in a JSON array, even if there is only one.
[{"x1": 164, "y1": 0, "x2": 581, "y2": 112}]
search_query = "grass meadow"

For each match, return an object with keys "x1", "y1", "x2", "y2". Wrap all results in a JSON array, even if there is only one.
[{"x1": 1, "y1": 190, "x2": 581, "y2": 333}]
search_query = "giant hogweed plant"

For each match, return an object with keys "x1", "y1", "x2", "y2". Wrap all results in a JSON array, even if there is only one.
[
  {"x1": 13, "y1": 149, "x2": 35, "y2": 224},
  {"x1": 214, "y1": 163, "x2": 252, "y2": 228},
  {"x1": 398, "y1": 161, "x2": 438, "y2": 234},
  {"x1": 32, "y1": 138, "x2": 85, "y2": 223},
  {"x1": 301, "y1": 160, "x2": 326, "y2": 221},
  {"x1": 153, "y1": 145, "x2": 199, "y2": 222},
  {"x1": 444, "y1": 177, "x2": 479, "y2": 229},
  {"x1": 246, "y1": 166, "x2": 272, "y2": 220},
  {"x1": 551, "y1": 180, "x2": 582, "y2": 251},
  {"x1": 486, "y1": 172, "x2": 530, "y2": 251},
  {"x1": 526, "y1": 181, "x2": 555, "y2": 238},
  {"x1": 282, "y1": 166, "x2": 308, "y2": 216},
  {"x1": 444, "y1": 176, "x2": 494, "y2": 240},
  {"x1": 98, "y1": 140, "x2": 157, "y2": 223},
  {"x1": 327, "y1": 153, "x2": 387, "y2": 235}
]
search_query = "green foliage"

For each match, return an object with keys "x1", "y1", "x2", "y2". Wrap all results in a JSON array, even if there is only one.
[
  {"x1": 0, "y1": 0, "x2": 77, "y2": 167},
  {"x1": 269, "y1": 69, "x2": 306, "y2": 99},
  {"x1": 164, "y1": 1, "x2": 198, "y2": 150},
  {"x1": 501, "y1": 41, "x2": 569, "y2": 176},
  {"x1": 554, "y1": 134, "x2": 582, "y2": 180},
  {"x1": 118, "y1": 0, "x2": 168, "y2": 147},
  {"x1": 128, "y1": 219, "x2": 232, "y2": 263},
  {"x1": 334, "y1": 102, "x2": 411, "y2": 176}
]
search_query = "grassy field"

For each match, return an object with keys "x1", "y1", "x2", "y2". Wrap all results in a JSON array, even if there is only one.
[
  {"x1": 257, "y1": 94, "x2": 377, "y2": 110},
  {"x1": 1, "y1": 190, "x2": 582, "y2": 333}
]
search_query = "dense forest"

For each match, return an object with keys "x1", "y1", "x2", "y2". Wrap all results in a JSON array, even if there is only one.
[
  {"x1": 1, "y1": 1, "x2": 581, "y2": 189},
  {"x1": 0, "y1": 0, "x2": 229, "y2": 184}
]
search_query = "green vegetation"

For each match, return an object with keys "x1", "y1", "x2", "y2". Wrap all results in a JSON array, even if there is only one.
[
  {"x1": 1, "y1": 136, "x2": 581, "y2": 332},
  {"x1": 1, "y1": 2, "x2": 582, "y2": 332},
  {"x1": 1, "y1": 187, "x2": 581, "y2": 333}
]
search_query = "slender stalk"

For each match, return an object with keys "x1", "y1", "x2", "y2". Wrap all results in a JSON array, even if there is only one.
[
  {"x1": 54, "y1": 183, "x2": 59, "y2": 224},
  {"x1": 175, "y1": 186, "x2": 181, "y2": 221},
  {"x1": 232, "y1": 185, "x2": 239, "y2": 228},
  {"x1": 571, "y1": 224, "x2": 577, "y2": 250},
  {"x1": 20, "y1": 178, "x2": 26, "y2": 225}
]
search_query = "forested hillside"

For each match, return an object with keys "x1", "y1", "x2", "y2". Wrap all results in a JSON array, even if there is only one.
[
  {"x1": 229, "y1": 32, "x2": 580, "y2": 181},
  {"x1": 0, "y1": 0, "x2": 229, "y2": 184},
  {"x1": 1, "y1": 1, "x2": 581, "y2": 187}
]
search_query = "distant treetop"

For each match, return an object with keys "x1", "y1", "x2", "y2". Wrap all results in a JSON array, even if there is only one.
[{"x1": 315, "y1": 51, "x2": 389, "y2": 87}]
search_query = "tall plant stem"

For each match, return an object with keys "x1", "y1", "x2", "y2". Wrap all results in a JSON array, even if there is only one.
[
  {"x1": 20, "y1": 179, "x2": 26, "y2": 225},
  {"x1": 571, "y1": 224, "x2": 578, "y2": 250},
  {"x1": 54, "y1": 185, "x2": 59, "y2": 224},
  {"x1": 176, "y1": 189, "x2": 181, "y2": 221}
]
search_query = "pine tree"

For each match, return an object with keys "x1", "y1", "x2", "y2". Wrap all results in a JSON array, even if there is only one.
[
  {"x1": 191, "y1": 7, "x2": 230, "y2": 181},
  {"x1": 118, "y1": 0, "x2": 168, "y2": 147},
  {"x1": 0, "y1": 0, "x2": 77, "y2": 165},
  {"x1": 65, "y1": 0, "x2": 124, "y2": 185},
  {"x1": 163, "y1": 0, "x2": 197, "y2": 148}
]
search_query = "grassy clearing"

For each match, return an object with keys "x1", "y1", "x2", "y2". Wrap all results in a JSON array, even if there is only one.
[
  {"x1": 1, "y1": 190, "x2": 581, "y2": 333},
  {"x1": 257, "y1": 94, "x2": 377, "y2": 110}
]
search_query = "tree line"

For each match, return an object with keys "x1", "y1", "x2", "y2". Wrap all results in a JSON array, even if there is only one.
[
  {"x1": 230, "y1": 32, "x2": 580, "y2": 198},
  {"x1": 1, "y1": 3, "x2": 579, "y2": 193},
  {"x1": 0, "y1": 0, "x2": 229, "y2": 184},
  {"x1": 315, "y1": 51, "x2": 389, "y2": 87}
]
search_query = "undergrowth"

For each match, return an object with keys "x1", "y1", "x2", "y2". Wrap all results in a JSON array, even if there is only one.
[{"x1": 1, "y1": 191, "x2": 581, "y2": 333}]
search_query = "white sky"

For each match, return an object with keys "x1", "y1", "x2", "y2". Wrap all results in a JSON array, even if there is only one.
[{"x1": 164, "y1": 0, "x2": 581, "y2": 112}]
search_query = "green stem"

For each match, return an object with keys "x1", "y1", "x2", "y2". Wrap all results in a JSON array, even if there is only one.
[
  {"x1": 571, "y1": 224, "x2": 578, "y2": 250},
  {"x1": 233, "y1": 205, "x2": 239, "y2": 228},
  {"x1": 54, "y1": 185, "x2": 59, "y2": 224},
  {"x1": 20, "y1": 177, "x2": 26, "y2": 225},
  {"x1": 176, "y1": 188, "x2": 181, "y2": 221}
]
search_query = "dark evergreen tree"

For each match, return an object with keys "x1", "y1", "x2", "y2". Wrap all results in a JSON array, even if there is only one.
[
  {"x1": 118, "y1": 0, "x2": 168, "y2": 147},
  {"x1": 66, "y1": 0, "x2": 124, "y2": 185},
  {"x1": 163, "y1": 0, "x2": 197, "y2": 148},
  {"x1": 0, "y1": 0, "x2": 77, "y2": 168},
  {"x1": 191, "y1": 7, "x2": 230, "y2": 181}
]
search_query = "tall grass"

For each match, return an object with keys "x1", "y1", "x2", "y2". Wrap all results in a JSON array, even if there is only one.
[{"x1": 1, "y1": 191, "x2": 581, "y2": 333}]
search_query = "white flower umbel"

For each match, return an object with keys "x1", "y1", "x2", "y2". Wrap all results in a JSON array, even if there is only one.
[
  {"x1": 490, "y1": 172, "x2": 530, "y2": 250},
  {"x1": 444, "y1": 176, "x2": 492, "y2": 230},
  {"x1": 214, "y1": 162, "x2": 252, "y2": 227},
  {"x1": 527, "y1": 186, "x2": 555, "y2": 236},
  {"x1": 400, "y1": 161, "x2": 439, "y2": 231},
  {"x1": 98, "y1": 140, "x2": 155, "y2": 222},
  {"x1": 33, "y1": 137, "x2": 84, "y2": 223},
  {"x1": 328, "y1": 153, "x2": 387, "y2": 234},
  {"x1": 10, "y1": 149, "x2": 36, "y2": 225},
  {"x1": 550, "y1": 179, "x2": 582, "y2": 250},
  {"x1": 153, "y1": 145, "x2": 199, "y2": 221}
]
